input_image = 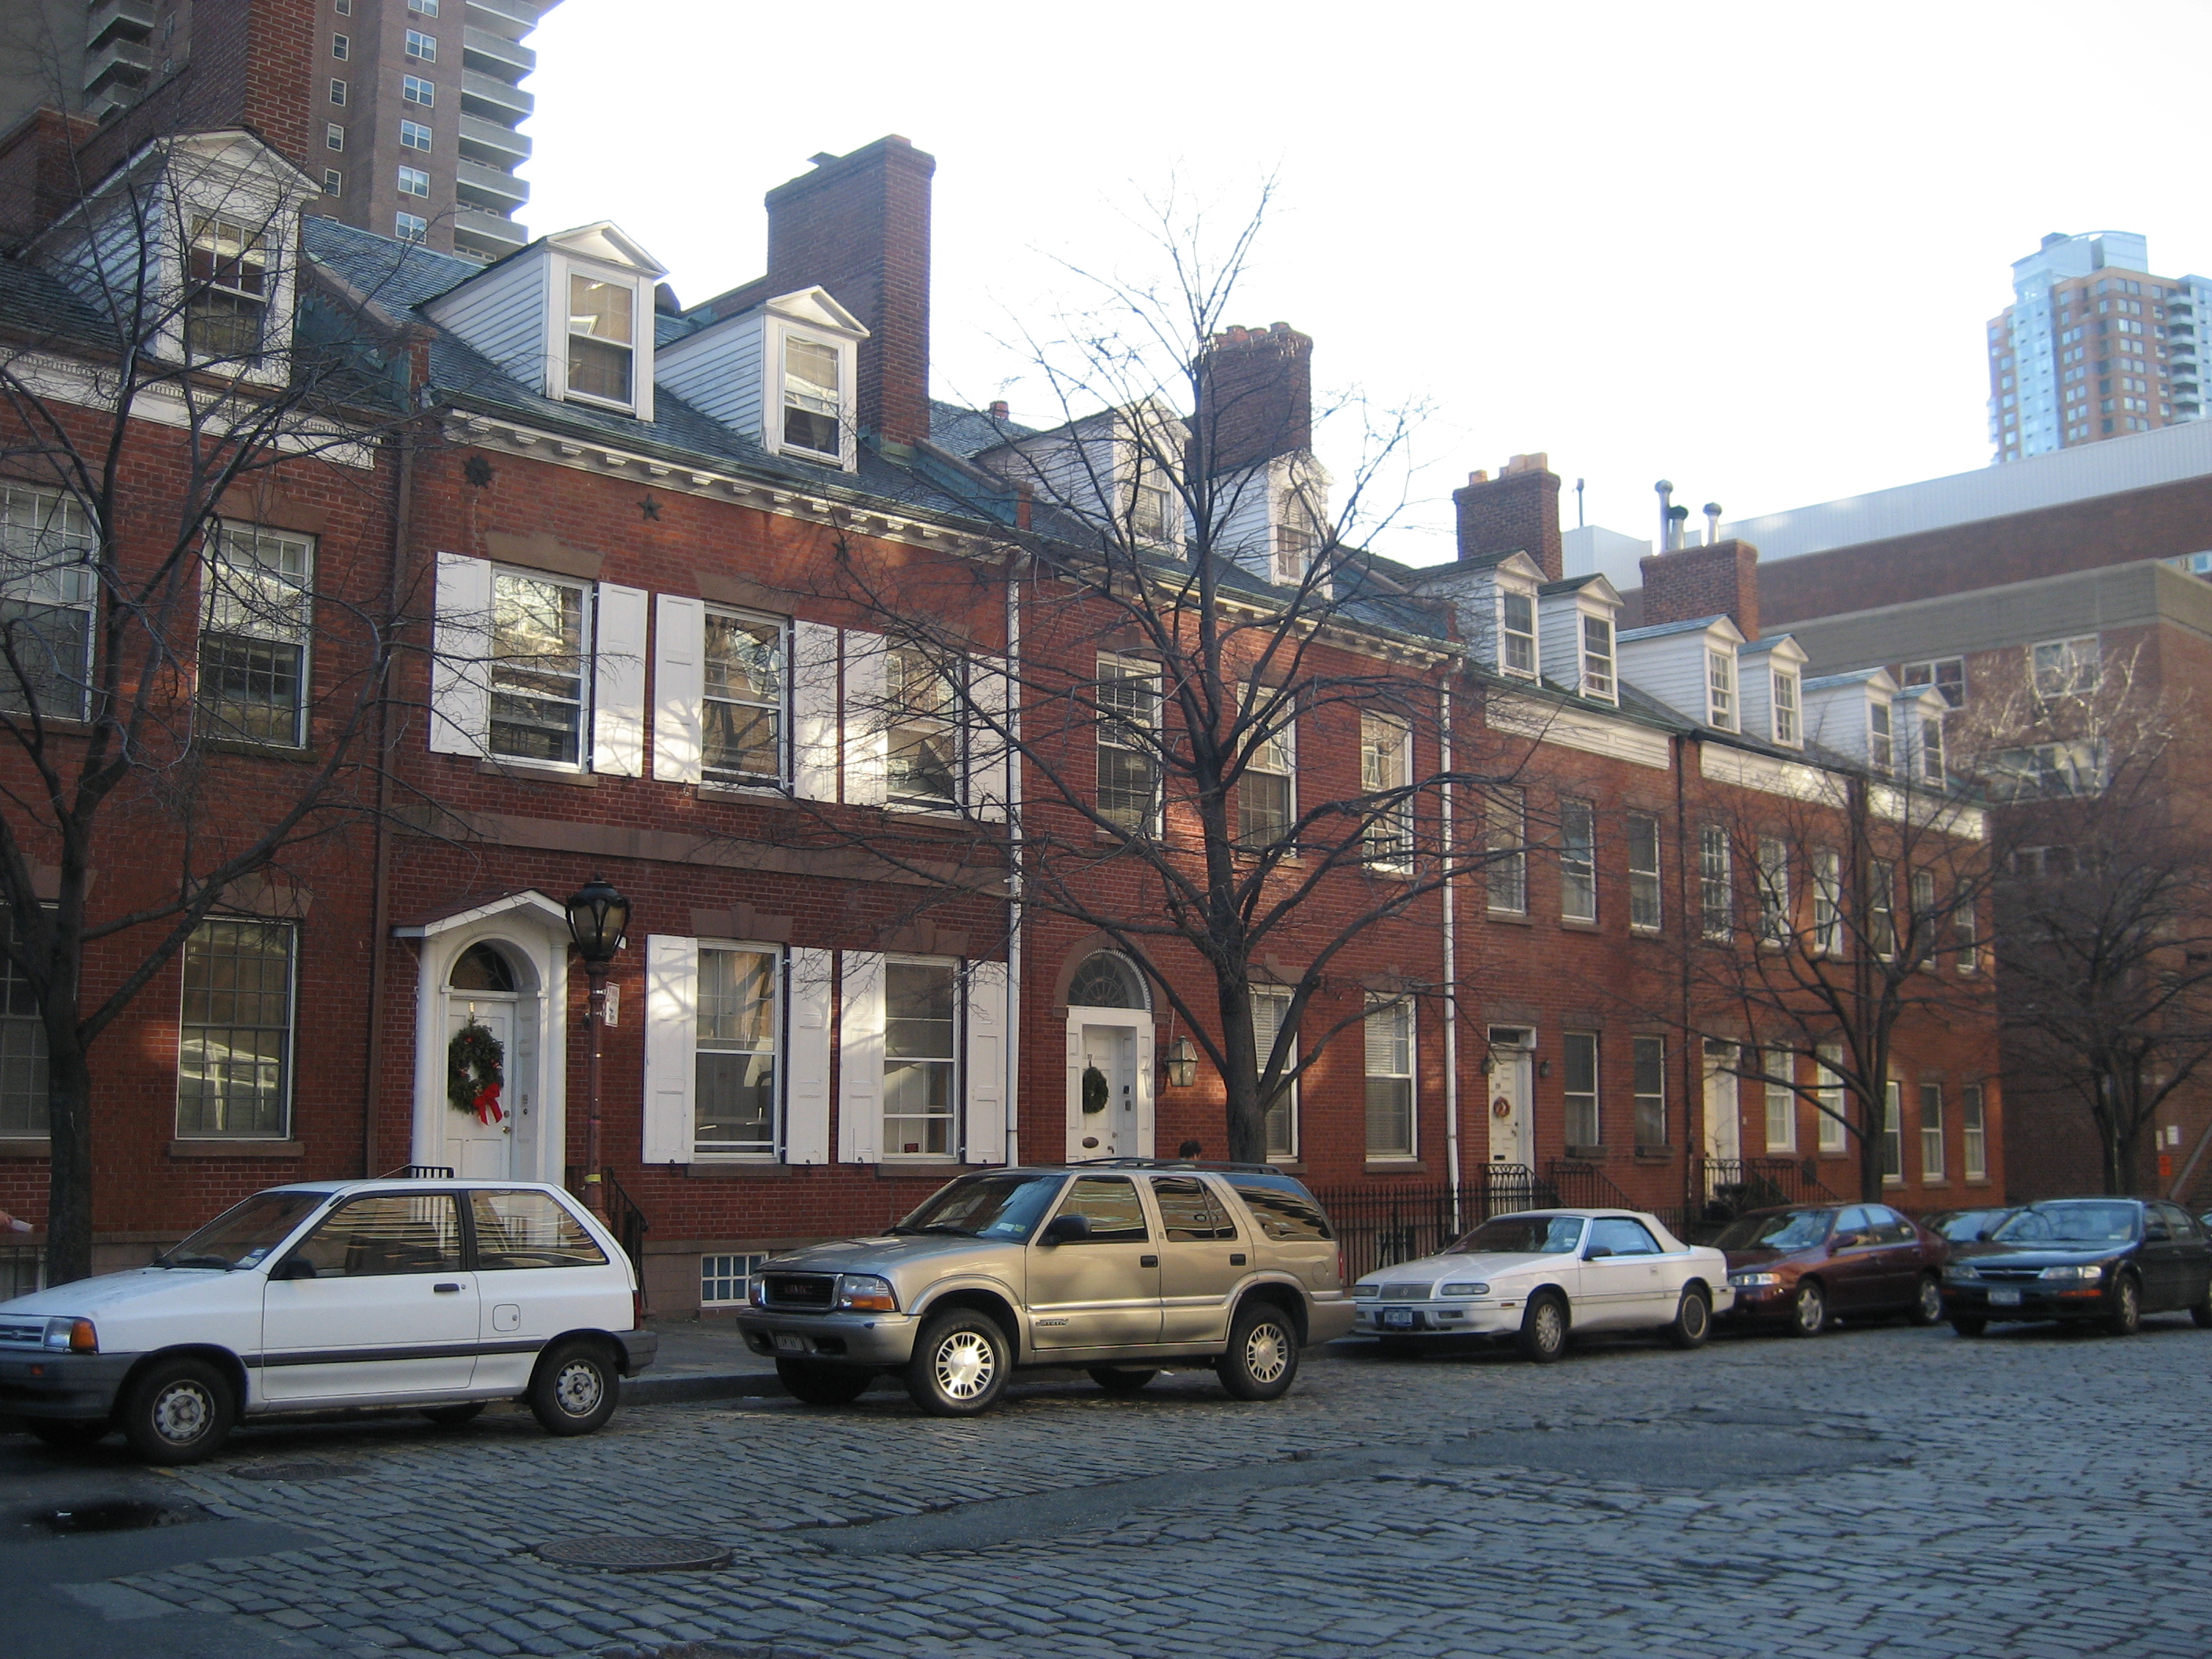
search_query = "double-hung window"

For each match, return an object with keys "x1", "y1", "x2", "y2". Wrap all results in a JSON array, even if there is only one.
[
  {"x1": 1131, "y1": 478, "x2": 1174, "y2": 544},
  {"x1": 2033, "y1": 635, "x2": 2099, "y2": 698},
  {"x1": 176, "y1": 919, "x2": 295, "y2": 1138},
  {"x1": 566, "y1": 274, "x2": 635, "y2": 407},
  {"x1": 400, "y1": 119, "x2": 431, "y2": 152},
  {"x1": 1869, "y1": 859, "x2": 1897, "y2": 958},
  {"x1": 1563, "y1": 1031, "x2": 1600, "y2": 1148},
  {"x1": 1272, "y1": 520, "x2": 1316, "y2": 586},
  {"x1": 1361, "y1": 712, "x2": 1411, "y2": 868},
  {"x1": 1868, "y1": 700, "x2": 1894, "y2": 774},
  {"x1": 1919, "y1": 1082, "x2": 1944, "y2": 1182},
  {"x1": 402, "y1": 74, "x2": 434, "y2": 105},
  {"x1": 199, "y1": 525, "x2": 313, "y2": 746},
  {"x1": 1756, "y1": 836, "x2": 1789, "y2": 945},
  {"x1": 489, "y1": 569, "x2": 588, "y2": 765},
  {"x1": 405, "y1": 27, "x2": 436, "y2": 60},
  {"x1": 782, "y1": 336, "x2": 841, "y2": 458},
  {"x1": 1763, "y1": 1048, "x2": 1795, "y2": 1152},
  {"x1": 884, "y1": 960, "x2": 957, "y2": 1157},
  {"x1": 184, "y1": 217, "x2": 269, "y2": 361},
  {"x1": 696, "y1": 946, "x2": 778, "y2": 1155},
  {"x1": 1252, "y1": 989, "x2": 1297, "y2": 1159},
  {"x1": 1920, "y1": 712, "x2": 1946, "y2": 784},
  {"x1": 0, "y1": 914, "x2": 46, "y2": 1136},
  {"x1": 1909, "y1": 870, "x2": 1937, "y2": 965},
  {"x1": 1707, "y1": 649, "x2": 1737, "y2": 730},
  {"x1": 1500, "y1": 589, "x2": 1536, "y2": 676},
  {"x1": 1486, "y1": 788, "x2": 1526, "y2": 914},
  {"x1": 886, "y1": 646, "x2": 960, "y2": 809},
  {"x1": 1813, "y1": 848, "x2": 1842, "y2": 954},
  {"x1": 1559, "y1": 798, "x2": 1595, "y2": 921},
  {"x1": 1816, "y1": 1045, "x2": 1848, "y2": 1152},
  {"x1": 702, "y1": 609, "x2": 785, "y2": 786},
  {"x1": 1954, "y1": 895, "x2": 1979, "y2": 974},
  {"x1": 1580, "y1": 613, "x2": 1615, "y2": 699},
  {"x1": 1364, "y1": 996, "x2": 1413, "y2": 1159},
  {"x1": 0, "y1": 485, "x2": 94, "y2": 721},
  {"x1": 1239, "y1": 688, "x2": 1294, "y2": 847},
  {"x1": 1627, "y1": 811, "x2": 1662, "y2": 930},
  {"x1": 1881, "y1": 1080, "x2": 1903, "y2": 1181},
  {"x1": 1096, "y1": 654, "x2": 1161, "y2": 833},
  {"x1": 397, "y1": 165, "x2": 430, "y2": 198},
  {"x1": 1632, "y1": 1035, "x2": 1666, "y2": 1148},
  {"x1": 1772, "y1": 670, "x2": 1800, "y2": 744},
  {"x1": 1961, "y1": 1085, "x2": 1987, "y2": 1180},
  {"x1": 1699, "y1": 826, "x2": 1732, "y2": 939}
]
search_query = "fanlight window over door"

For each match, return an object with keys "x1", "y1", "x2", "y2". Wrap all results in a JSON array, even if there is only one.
[{"x1": 1068, "y1": 952, "x2": 1143, "y2": 1009}]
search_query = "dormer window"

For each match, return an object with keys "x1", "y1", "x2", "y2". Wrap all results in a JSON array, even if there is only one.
[
  {"x1": 1580, "y1": 613, "x2": 1615, "y2": 700},
  {"x1": 1132, "y1": 480, "x2": 1174, "y2": 544},
  {"x1": 1501, "y1": 591, "x2": 1536, "y2": 677},
  {"x1": 782, "y1": 336, "x2": 841, "y2": 457},
  {"x1": 185, "y1": 217, "x2": 269, "y2": 360},
  {"x1": 566, "y1": 274, "x2": 635, "y2": 406},
  {"x1": 1920, "y1": 709, "x2": 1945, "y2": 784},
  {"x1": 1707, "y1": 649, "x2": 1736, "y2": 731},
  {"x1": 1273, "y1": 521, "x2": 1315, "y2": 585},
  {"x1": 1869, "y1": 699, "x2": 1894, "y2": 774},
  {"x1": 1772, "y1": 670, "x2": 1800, "y2": 745}
]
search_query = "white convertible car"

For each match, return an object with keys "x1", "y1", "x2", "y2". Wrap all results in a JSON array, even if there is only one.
[{"x1": 1350, "y1": 1209, "x2": 1734, "y2": 1362}]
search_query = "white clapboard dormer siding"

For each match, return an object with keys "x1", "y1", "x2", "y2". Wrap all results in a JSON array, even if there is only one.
[
  {"x1": 1803, "y1": 668, "x2": 1903, "y2": 776},
  {"x1": 654, "y1": 287, "x2": 867, "y2": 471},
  {"x1": 427, "y1": 551, "x2": 646, "y2": 775},
  {"x1": 1199, "y1": 449, "x2": 1332, "y2": 585},
  {"x1": 639, "y1": 938, "x2": 833, "y2": 1165},
  {"x1": 423, "y1": 222, "x2": 667, "y2": 421},
  {"x1": 974, "y1": 398, "x2": 1194, "y2": 557},
  {"x1": 1408, "y1": 551, "x2": 1545, "y2": 680},
  {"x1": 1536, "y1": 573, "x2": 1623, "y2": 703},
  {"x1": 1738, "y1": 635, "x2": 1810, "y2": 749},
  {"x1": 834, "y1": 952, "x2": 1012, "y2": 1165},
  {"x1": 1615, "y1": 614, "x2": 1746, "y2": 731}
]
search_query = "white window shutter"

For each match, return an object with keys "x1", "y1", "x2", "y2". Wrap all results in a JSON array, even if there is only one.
[
  {"x1": 592, "y1": 582, "x2": 648, "y2": 777},
  {"x1": 837, "y1": 950, "x2": 884, "y2": 1163},
  {"x1": 792, "y1": 620, "x2": 840, "y2": 800},
  {"x1": 1064, "y1": 1025, "x2": 1085, "y2": 1163},
  {"x1": 652, "y1": 594, "x2": 705, "y2": 784},
  {"x1": 784, "y1": 946, "x2": 833, "y2": 1165},
  {"x1": 842, "y1": 629, "x2": 888, "y2": 807},
  {"x1": 968, "y1": 656, "x2": 1013, "y2": 822},
  {"x1": 1134, "y1": 1022, "x2": 1155, "y2": 1157},
  {"x1": 429, "y1": 551, "x2": 491, "y2": 755},
  {"x1": 964, "y1": 960, "x2": 1009, "y2": 1164},
  {"x1": 642, "y1": 935, "x2": 698, "y2": 1164}
]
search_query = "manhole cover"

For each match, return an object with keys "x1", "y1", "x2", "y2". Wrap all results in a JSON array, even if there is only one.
[
  {"x1": 234, "y1": 1462, "x2": 357, "y2": 1482},
  {"x1": 534, "y1": 1534, "x2": 730, "y2": 1572},
  {"x1": 38, "y1": 1501, "x2": 196, "y2": 1534}
]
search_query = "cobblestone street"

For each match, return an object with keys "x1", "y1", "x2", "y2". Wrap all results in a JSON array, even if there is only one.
[{"x1": 9, "y1": 1318, "x2": 2210, "y2": 1658}]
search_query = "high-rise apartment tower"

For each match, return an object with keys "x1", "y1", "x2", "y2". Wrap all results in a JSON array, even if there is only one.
[{"x1": 1988, "y1": 230, "x2": 2207, "y2": 464}]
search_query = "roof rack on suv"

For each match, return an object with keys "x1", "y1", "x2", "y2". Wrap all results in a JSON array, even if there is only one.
[{"x1": 1068, "y1": 1157, "x2": 1279, "y2": 1174}]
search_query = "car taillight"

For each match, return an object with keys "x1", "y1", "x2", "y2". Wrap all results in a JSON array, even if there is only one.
[{"x1": 1336, "y1": 1248, "x2": 1348, "y2": 1285}]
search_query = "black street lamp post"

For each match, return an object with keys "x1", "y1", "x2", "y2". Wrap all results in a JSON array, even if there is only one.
[{"x1": 564, "y1": 875, "x2": 631, "y2": 1218}]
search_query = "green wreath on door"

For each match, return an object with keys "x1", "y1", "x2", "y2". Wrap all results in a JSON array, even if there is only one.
[{"x1": 1080, "y1": 1063, "x2": 1110, "y2": 1114}]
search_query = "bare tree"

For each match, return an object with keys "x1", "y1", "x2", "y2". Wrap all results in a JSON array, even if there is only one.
[{"x1": 0, "y1": 123, "x2": 433, "y2": 1280}]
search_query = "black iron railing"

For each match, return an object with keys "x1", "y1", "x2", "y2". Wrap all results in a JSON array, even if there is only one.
[
  {"x1": 1700, "y1": 1157, "x2": 1846, "y2": 1210},
  {"x1": 566, "y1": 1165, "x2": 650, "y2": 1282},
  {"x1": 1313, "y1": 1167, "x2": 1560, "y2": 1281},
  {"x1": 1546, "y1": 1159, "x2": 1636, "y2": 1211}
]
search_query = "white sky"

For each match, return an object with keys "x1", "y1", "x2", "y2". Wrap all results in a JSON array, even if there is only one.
[{"x1": 523, "y1": 0, "x2": 2212, "y2": 567}]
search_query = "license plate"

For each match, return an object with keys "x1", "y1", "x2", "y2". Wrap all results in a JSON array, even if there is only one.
[
  {"x1": 774, "y1": 1332, "x2": 807, "y2": 1353},
  {"x1": 1382, "y1": 1308, "x2": 1415, "y2": 1329},
  {"x1": 1989, "y1": 1289, "x2": 2021, "y2": 1306}
]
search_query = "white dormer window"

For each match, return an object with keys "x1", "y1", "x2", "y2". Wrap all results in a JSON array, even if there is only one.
[
  {"x1": 185, "y1": 216, "x2": 270, "y2": 361},
  {"x1": 1869, "y1": 699, "x2": 1894, "y2": 774},
  {"x1": 1580, "y1": 613, "x2": 1615, "y2": 701},
  {"x1": 1707, "y1": 649, "x2": 1737, "y2": 731},
  {"x1": 1501, "y1": 590, "x2": 1537, "y2": 677},
  {"x1": 782, "y1": 335, "x2": 841, "y2": 458},
  {"x1": 1772, "y1": 670, "x2": 1800, "y2": 745},
  {"x1": 567, "y1": 273, "x2": 635, "y2": 407},
  {"x1": 1132, "y1": 480, "x2": 1174, "y2": 544},
  {"x1": 1919, "y1": 707, "x2": 1945, "y2": 784},
  {"x1": 1273, "y1": 516, "x2": 1316, "y2": 585}
]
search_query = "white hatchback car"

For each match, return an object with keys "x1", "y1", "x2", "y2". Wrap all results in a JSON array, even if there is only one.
[
  {"x1": 1351, "y1": 1208, "x2": 1734, "y2": 1362},
  {"x1": 0, "y1": 1179, "x2": 655, "y2": 1463}
]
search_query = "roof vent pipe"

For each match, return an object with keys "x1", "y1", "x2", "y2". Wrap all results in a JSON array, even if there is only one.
[
  {"x1": 1654, "y1": 479, "x2": 1675, "y2": 551},
  {"x1": 1704, "y1": 503, "x2": 1723, "y2": 545}
]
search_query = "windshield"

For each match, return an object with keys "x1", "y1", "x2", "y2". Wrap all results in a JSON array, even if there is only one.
[
  {"x1": 1714, "y1": 1210, "x2": 1832, "y2": 1251},
  {"x1": 892, "y1": 1173, "x2": 1064, "y2": 1241},
  {"x1": 158, "y1": 1190, "x2": 328, "y2": 1270},
  {"x1": 1994, "y1": 1203, "x2": 2138, "y2": 1247},
  {"x1": 1448, "y1": 1214, "x2": 1586, "y2": 1256},
  {"x1": 1935, "y1": 1210, "x2": 2012, "y2": 1242}
]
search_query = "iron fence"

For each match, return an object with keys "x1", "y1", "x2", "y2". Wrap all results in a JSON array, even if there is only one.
[
  {"x1": 0, "y1": 1244, "x2": 42, "y2": 1298},
  {"x1": 1313, "y1": 1166, "x2": 1559, "y2": 1281},
  {"x1": 565, "y1": 1165, "x2": 650, "y2": 1284}
]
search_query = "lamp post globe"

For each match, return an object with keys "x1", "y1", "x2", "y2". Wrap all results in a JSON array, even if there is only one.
[{"x1": 565, "y1": 875, "x2": 630, "y2": 965}]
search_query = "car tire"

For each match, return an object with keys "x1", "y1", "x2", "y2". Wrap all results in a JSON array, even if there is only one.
[
  {"x1": 778, "y1": 1359, "x2": 876, "y2": 1405},
  {"x1": 2106, "y1": 1272, "x2": 2142, "y2": 1338},
  {"x1": 1906, "y1": 1274, "x2": 1945, "y2": 1328},
  {"x1": 1088, "y1": 1367, "x2": 1158, "y2": 1395},
  {"x1": 905, "y1": 1309, "x2": 1010, "y2": 1417},
  {"x1": 1665, "y1": 1286, "x2": 1712, "y2": 1350},
  {"x1": 1219, "y1": 1301, "x2": 1300, "y2": 1401},
  {"x1": 2192, "y1": 1279, "x2": 2212, "y2": 1330},
  {"x1": 1950, "y1": 1317, "x2": 1987, "y2": 1338},
  {"x1": 419, "y1": 1403, "x2": 486, "y2": 1427},
  {"x1": 527, "y1": 1339, "x2": 620, "y2": 1436},
  {"x1": 1787, "y1": 1280, "x2": 1826, "y2": 1338},
  {"x1": 26, "y1": 1417, "x2": 111, "y2": 1448},
  {"x1": 1517, "y1": 1292, "x2": 1569, "y2": 1364},
  {"x1": 119, "y1": 1356, "x2": 235, "y2": 1466}
]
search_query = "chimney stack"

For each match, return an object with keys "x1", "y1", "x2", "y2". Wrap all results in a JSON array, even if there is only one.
[
  {"x1": 1194, "y1": 320, "x2": 1313, "y2": 477},
  {"x1": 1452, "y1": 452, "x2": 1563, "y2": 580},
  {"x1": 988, "y1": 400, "x2": 1009, "y2": 423},
  {"x1": 764, "y1": 134, "x2": 936, "y2": 448},
  {"x1": 1639, "y1": 538, "x2": 1763, "y2": 643}
]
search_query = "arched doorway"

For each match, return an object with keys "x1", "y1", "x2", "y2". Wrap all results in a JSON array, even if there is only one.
[
  {"x1": 444, "y1": 943, "x2": 528, "y2": 1179},
  {"x1": 1064, "y1": 951, "x2": 1153, "y2": 1161}
]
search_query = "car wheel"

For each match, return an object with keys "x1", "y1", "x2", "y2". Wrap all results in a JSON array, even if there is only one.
[
  {"x1": 1906, "y1": 1274, "x2": 1945, "y2": 1328},
  {"x1": 527, "y1": 1339, "x2": 620, "y2": 1436},
  {"x1": 778, "y1": 1359, "x2": 876, "y2": 1405},
  {"x1": 1219, "y1": 1300, "x2": 1301, "y2": 1401},
  {"x1": 1517, "y1": 1292, "x2": 1568, "y2": 1363},
  {"x1": 1950, "y1": 1317, "x2": 1987, "y2": 1338},
  {"x1": 1787, "y1": 1280, "x2": 1826, "y2": 1338},
  {"x1": 1088, "y1": 1367, "x2": 1158, "y2": 1395},
  {"x1": 119, "y1": 1357, "x2": 236, "y2": 1466},
  {"x1": 1665, "y1": 1286, "x2": 1712, "y2": 1350},
  {"x1": 419, "y1": 1403, "x2": 486, "y2": 1427},
  {"x1": 2192, "y1": 1278, "x2": 2212, "y2": 1330},
  {"x1": 26, "y1": 1417, "x2": 111, "y2": 1448},
  {"x1": 2107, "y1": 1272, "x2": 2142, "y2": 1337},
  {"x1": 905, "y1": 1309, "x2": 1010, "y2": 1417}
]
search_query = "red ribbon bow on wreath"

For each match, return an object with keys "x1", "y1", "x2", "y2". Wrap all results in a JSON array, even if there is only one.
[{"x1": 473, "y1": 1082, "x2": 504, "y2": 1125}]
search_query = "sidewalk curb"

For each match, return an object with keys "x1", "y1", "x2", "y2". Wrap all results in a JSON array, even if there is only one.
[{"x1": 626, "y1": 1370, "x2": 790, "y2": 1404}]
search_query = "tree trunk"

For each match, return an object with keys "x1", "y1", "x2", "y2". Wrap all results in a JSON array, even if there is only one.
[
  {"x1": 42, "y1": 1031, "x2": 95, "y2": 1285},
  {"x1": 1217, "y1": 980, "x2": 1265, "y2": 1163}
]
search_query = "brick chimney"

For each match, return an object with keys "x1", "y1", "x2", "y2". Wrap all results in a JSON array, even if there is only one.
[
  {"x1": 1452, "y1": 453, "x2": 1562, "y2": 581},
  {"x1": 1639, "y1": 539, "x2": 1762, "y2": 641},
  {"x1": 764, "y1": 135, "x2": 935, "y2": 449},
  {"x1": 0, "y1": 109, "x2": 97, "y2": 248},
  {"x1": 76, "y1": 0, "x2": 318, "y2": 185},
  {"x1": 1194, "y1": 321, "x2": 1313, "y2": 476}
]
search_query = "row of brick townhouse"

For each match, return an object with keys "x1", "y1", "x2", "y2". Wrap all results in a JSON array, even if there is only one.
[{"x1": 0, "y1": 4, "x2": 2002, "y2": 1306}]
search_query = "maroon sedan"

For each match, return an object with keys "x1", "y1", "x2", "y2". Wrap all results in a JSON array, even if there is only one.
[{"x1": 1716, "y1": 1203, "x2": 1948, "y2": 1335}]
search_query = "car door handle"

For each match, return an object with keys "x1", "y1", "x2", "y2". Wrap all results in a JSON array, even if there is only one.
[
  {"x1": 1230, "y1": 1254, "x2": 1247, "y2": 1266},
  {"x1": 433, "y1": 1282, "x2": 462, "y2": 1293},
  {"x1": 1141, "y1": 1255, "x2": 1159, "y2": 1267}
]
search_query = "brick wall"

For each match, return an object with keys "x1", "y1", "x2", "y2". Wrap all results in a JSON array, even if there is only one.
[
  {"x1": 1452, "y1": 455, "x2": 1563, "y2": 580},
  {"x1": 1194, "y1": 323, "x2": 1313, "y2": 477},
  {"x1": 1639, "y1": 539, "x2": 1761, "y2": 641}
]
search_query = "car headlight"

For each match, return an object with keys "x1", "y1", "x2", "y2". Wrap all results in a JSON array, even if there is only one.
[
  {"x1": 835, "y1": 1273, "x2": 898, "y2": 1313},
  {"x1": 1439, "y1": 1282, "x2": 1490, "y2": 1298},
  {"x1": 749, "y1": 1278, "x2": 770, "y2": 1308},
  {"x1": 2038, "y1": 1264, "x2": 2106, "y2": 1282},
  {"x1": 1351, "y1": 1284, "x2": 1381, "y2": 1300},
  {"x1": 43, "y1": 1317, "x2": 95, "y2": 1353},
  {"x1": 1729, "y1": 1272, "x2": 1781, "y2": 1287},
  {"x1": 1943, "y1": 1263, "x2": 1979, "y2": 1281}
]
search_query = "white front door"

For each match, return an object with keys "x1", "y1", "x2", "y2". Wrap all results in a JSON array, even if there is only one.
[
  {"x1": 1068, "y1": 1021, "x2": 1141, "y2": 1159},
  {"x1": 447, "y1": 998, "x2": 515, "y2": 1179},
  {"x1": 1488, "y1": 1036, "x2": 1535, "y2": 1167},
  {"x1": 1704, "y1": 1044, "x2": 1741, "y2": 1176}
]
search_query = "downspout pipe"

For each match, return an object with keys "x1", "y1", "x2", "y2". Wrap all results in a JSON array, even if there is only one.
[
  {"x1": 1003, "y1": 561, "x2": 1023, "y2": 1167},
  {"x1": 362, "y1": 419, "x2": 416, "y2": 1177},
  {"x1": 1441, "y1": 681, "x2": 1459, "y2": 1232}
]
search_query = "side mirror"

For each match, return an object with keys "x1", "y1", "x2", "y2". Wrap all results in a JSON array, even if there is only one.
[
  {"x1": 269, "y1": 1256, "x2": 318, "y2": 1281},
  {"x1": 1584, "y1": 1244, "x2": 1613, "y2": 1261},
  {"x1": 1041, "y1": 1214, "x2": 1092, "y2": 1247}
]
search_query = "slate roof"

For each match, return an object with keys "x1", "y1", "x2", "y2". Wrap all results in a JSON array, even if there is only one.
[
  {"x1": 1617, "y1": 615, "x2": 1729, "y2": 643},
  {"x1": 0, "y1": 246, "x2": 127, "y2": 351}
]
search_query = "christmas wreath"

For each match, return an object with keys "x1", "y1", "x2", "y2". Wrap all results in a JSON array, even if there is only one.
[
  {"x1": 1081, "y1": 1064, "x2": 1109, "y2": 1114},
  {"x1": 448, "y1": 1017, "x2": 506, "y2": 1124}
]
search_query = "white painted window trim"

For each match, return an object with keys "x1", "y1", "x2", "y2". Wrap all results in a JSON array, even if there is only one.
[
  {"x1": 1498, "y1": 581, "x2": 1540, "y2": 680},
  {"x1": 547, "y1": 251, "x2": 654, "y2": 422},
  {"x1": 764, "y1": 316, "x2": 858, "y2": 471},
  {"x1": 1577, "y1": 603, "x2": 1617, "y2": 704},
  {"x1": 877, "y1": 952, "x2": 964, "y2": 1165},
  {"x1": 487, "y1": 564, "x2": 595, "y2": 775}
]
